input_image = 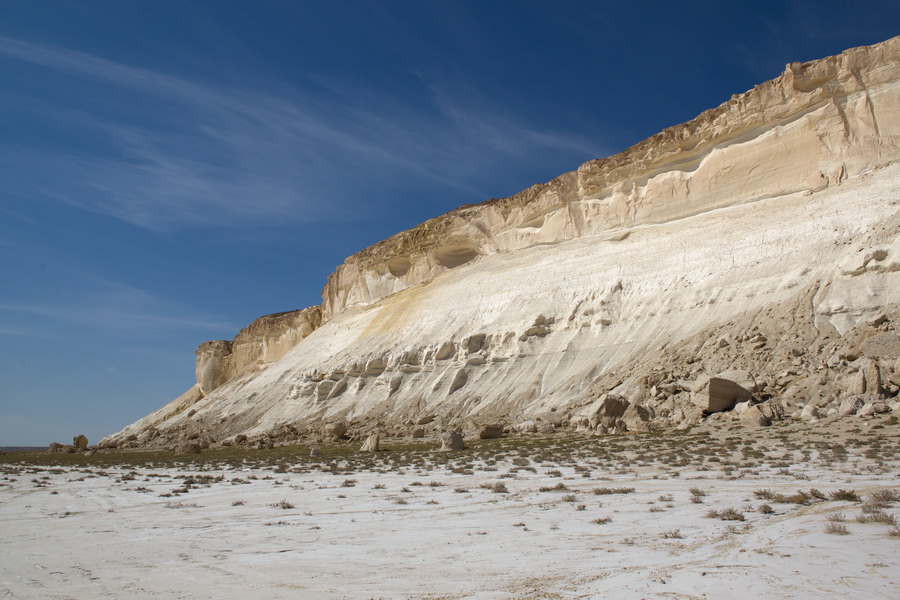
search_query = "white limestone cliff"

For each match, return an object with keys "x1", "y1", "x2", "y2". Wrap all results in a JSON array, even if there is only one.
[{"x1": 104, "y1": 37, "x2": 900, "y2": 448}]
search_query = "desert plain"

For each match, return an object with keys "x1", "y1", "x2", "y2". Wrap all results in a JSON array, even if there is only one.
[{"x1": 2, "y1": 414, "x2": 899, "y2": 600}]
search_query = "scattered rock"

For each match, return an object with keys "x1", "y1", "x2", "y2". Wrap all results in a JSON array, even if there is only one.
[
  {"x1": 411, "y1": 428, "x2": 426, "y2": 438},
  {"x1": 733, "y1": 401, "x2": 751, "y2": 416},
  {"x1": 801, "y1": 403, "x2": 820, "y2": 420},
  {"x1": 740, "y1": 404, "x2": 771, "y2": 427},
  {"x1": 513, "y1": 421, "x2": 537, "y2": 434},
  {"x1": 861, "y1": 332, "x2": 900, "y2": 358},
  {"x1": 440, "y1": 430, "x2": 465, "y2": 451},
  {"x1": 175, "y1": 442, "x2": 201, "y2": 455},
  {"x1": 859, "y1": 401, "x2": 890, "y2": 416},
  {"x1": 478, "y1": 425, "x2": 503, "y2": 439},
  {"x1": 693, "y1": 377, "x2": 753, "y2": 413},
  {"x1": 48, "y1": 442, "x2": 64, "y2": 453},
  {"x1": 839, "y1": 396, "x2": 865, "y2": 417},
  {"x1": 588, "y1": 394, "x2": 630, "y2": 429},
  {"x1": 621, "y1": 404, "x2": 651, "y2": 432},
  {"x1": 323, "y1": 422, "x2": 348, "y2": 441},
  {"x1": 359, "y1": 433, "x2": 380, "y2": 452},
  {"x1": 535, "y1": 420, "x2": 556, "y2": 434}
]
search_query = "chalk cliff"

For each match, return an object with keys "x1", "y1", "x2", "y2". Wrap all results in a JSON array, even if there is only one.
[{"x1": 104, "y1": 37, "x2": 900, "y2": 449}]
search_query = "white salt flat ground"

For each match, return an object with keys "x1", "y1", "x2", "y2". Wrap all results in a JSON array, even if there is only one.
[{"x1": 1, "y1": 428, "x2": 899, "y2": 599}]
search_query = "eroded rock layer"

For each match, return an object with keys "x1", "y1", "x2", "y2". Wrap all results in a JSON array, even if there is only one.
[{"x1": 104, "y1": 37, "x2": 900, "y2": 449}]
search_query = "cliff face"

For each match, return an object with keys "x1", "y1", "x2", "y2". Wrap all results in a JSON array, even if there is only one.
[
  {"x1": 321, "y1": 37, "x2": 900, "y2": 321},
  {"x1": 105, "y1": 37, "x2": 900, "y2": 448},
  {"x1": 194, "y1": 307, "x2": 322, "y2": 395}
]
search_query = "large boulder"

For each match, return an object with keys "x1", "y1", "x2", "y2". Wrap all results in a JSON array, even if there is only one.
[
  {"x1": 621, "y1": 404, "x2": 651, "y2": 432},
  {"x1": 740, "y1": 404, "x2": 771, "y2": 427},
  {"x1": 859, "y1": 401, "x2": 890, "y2": 416},
  {"x1": 478, "y1": 425, "x2": 504, "y2": 439},
  {"x1": 73, "y1": 435, "x2": 89, "y2": 450},
  {"x1": 839, "y1": 396, "x2": 865, "y2": 417},
  {"x1": 175, "y1": 442, "x2": 201, "y2": 455},
  {"x1": 714, "y1": 369, "x2": 760, "y2": 392},
  {"x1": 800, "y1": 403, "x2": 820, "y2": 420},
  {"x1": 861, "y1": 332, "x2": 900, "y2": 359},
  {"x1": 512, "y1": 420, "x2": 537, "y2": 434},
  {"x1": 535, "y1": 420, "x2": 556, "y2": 433},
  {"x1": 322, "y1": 422, "x2": 348, "y2": 441},
  {"x1": 588, "y1": 395, "x2": 630, "y2": 429},
  {"x1": 48, "y1": 442, "x2": 64, "y2": 453},
  {"x1": 692, "y1": 377, "x2": 753, "y2": 413},
  {"x1": 440, "y1": 430, "x2": 465, "y2": 451}
]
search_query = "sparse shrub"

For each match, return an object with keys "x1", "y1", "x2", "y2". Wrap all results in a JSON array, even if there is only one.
[
  {"x1": 341, "y1": 479, "x2": 357, "y2": 487},
  {"x1": 856, "y1": 511, "x2": 896, "y2": 525},
  {"x1": 372, "y1": 483, "x2": 386, "y2": 490},
  {"x1": 825, "y1": 522, "x2": 849, "y2": 535},
  {"x1": 662, "y1": 529, "x2": 683, "y2": 539},
  {"x1": 828, "y1": 513, "x2": 846, "y2": 522},
  {"x1": 231, "y1": 500, "x2": 245, "y2": 506},
  {"x1": 830, "y1": 489, "x2": 861, "y2": 502},
  {"x1": 539, "y1": 482, "x2": 569, "y2": 492},
  {"x1": 592, "y1": 517, "x2": 612, "y2": 525},
  {"x1": 869, "y1": 489, "x2": 900, "y2": 505},
  {"x1": 706, "y1": 508, "x2": 744, "y2": 521},
  {"x1": 480, "y1": 481, "x2": 508, "y2": 493},
  {"x1": 754, "y1": 489, "x2": 774, "y2": 500},
  {"x1": 562, "y1": 494, "x2": 577, "y2": 502},
  {"x1": 165, "y1": 501, "x2": 200, "y2": 509},
  {"x1": 270, "y1": 499, "x2": 294, "y2": 509},
  {"x1": 454, "y1": 487, "x2": 469, "y2": 493},
  {"x1": 758, "y1": 504, "x2": 774, "y2": 514},
  {"x1": 593, "y1": 487, "x2": 635, "y2": 495}
]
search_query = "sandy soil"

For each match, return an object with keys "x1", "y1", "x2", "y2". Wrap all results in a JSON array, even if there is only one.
[{"x1": 2, "y1": 417, "x2": 899, "y2": 599}]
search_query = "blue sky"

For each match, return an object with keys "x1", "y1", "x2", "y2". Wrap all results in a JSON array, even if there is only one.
[{"x1": 1, "y1": 1, "x2": 897, "y2": 446}]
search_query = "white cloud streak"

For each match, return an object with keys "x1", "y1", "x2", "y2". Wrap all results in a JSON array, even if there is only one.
[
  {"x1": 0, "y1": 35, "x2": 603, "y2": 233},
  {"x1": 0, "y1": 279, "x2": 234, "y2": 338}
]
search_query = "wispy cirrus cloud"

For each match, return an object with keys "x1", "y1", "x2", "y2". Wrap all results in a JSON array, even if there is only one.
[
  {"x1": 0, "y1": 278, "x2": 235, "y2": 339},
  {"x1": 0, "y1": 35, "x2": 603, "y2": 233}
]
